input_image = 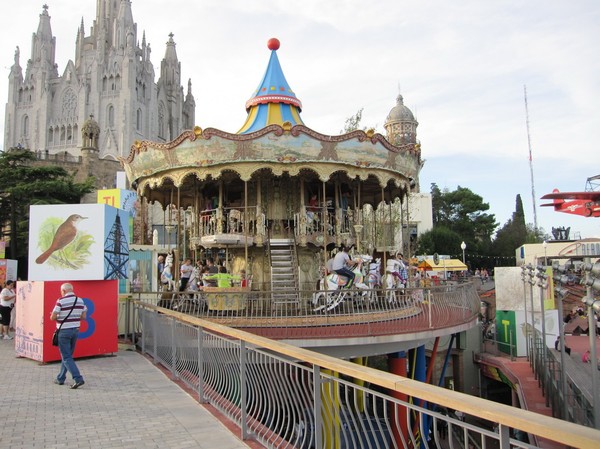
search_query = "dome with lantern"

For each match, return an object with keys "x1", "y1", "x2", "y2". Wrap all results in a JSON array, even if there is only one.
[{"x1": 384, "y1": 94, "x2": 418, "y2": 146}]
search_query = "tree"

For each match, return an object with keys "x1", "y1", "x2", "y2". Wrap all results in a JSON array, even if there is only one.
[
  {"x1": 341, "y1": 108, "x2": 365, "y2": 133},
  {"x1": 415, "y1": 225, "x2": 462, "y2": 256},
  {"x1": 340, "y1": 108, "x2": 378, "y2": 134},
  {"x1": 0, "y1": 148, "x2": 95, "y2": 278},
  {"x1": 491, "y1": 194, "x2": 528, "y2": 261},
  {"x1": 428, "y1": 183, "x2": 497, "y2": 255}
]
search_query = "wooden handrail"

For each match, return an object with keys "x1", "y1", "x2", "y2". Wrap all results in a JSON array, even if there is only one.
[{"x1": 136, "y1": 301, "x2": 600, "y2": 448}]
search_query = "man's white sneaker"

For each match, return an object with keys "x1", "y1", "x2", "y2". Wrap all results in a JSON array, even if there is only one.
[{"x1": 3, "y1": 335, "x2": 13, "y2": 340}]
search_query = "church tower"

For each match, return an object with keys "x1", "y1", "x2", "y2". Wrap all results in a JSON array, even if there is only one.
[
  {"x1": 384, "y1": 94, "x2": 418, "y2": 148},
  {"x1": 384, "y1": 93, "x2": 421, "y2": 193},
  {"x1": 3, "y1": 1, "x2": 194, "y2": 163}
]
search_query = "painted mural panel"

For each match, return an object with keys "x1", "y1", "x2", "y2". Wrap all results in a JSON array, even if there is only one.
[
  {"x1": 15, "y1": 280, "x2": 118, "y2": 362},
  {"x1": 495, "y1": 267, "x2": 527, "y2": 311},
  {"x1": 496, "y1": 266, "x2": 556, "y2": 312},
  {"x1": 495, "y1": 310, "x2": 527, "y2": 356},
  {"x1": 0, "y1": 259, "x2": 18, "y2": 284},
  {"x1": 98, "y1": 188, "x2": 138, "y2": 242},
  {"x1": 97, "y1": 189, "x2": 138, "y2": 216},
  {"x1": 28, "y1": 204, "x2": 129, "y2": 281},
  {"x1": 496, "y1": 309, "x2": 559, "y2": 357}
]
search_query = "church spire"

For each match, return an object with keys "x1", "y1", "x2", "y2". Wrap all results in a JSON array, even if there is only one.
[
  {"x1": 183, "y1": 78, "x2": 196, "y2": 129},
  {"x1": 75, "y1": 17, "x2": 85, "y2": 69},
  {"x1": 30, "y1": 4, "x2": 56, "y2": 69},
  {"x1": 160, "y1": 33, "x2": 181, "y2": 87},
  {"x1": 115, "y1": 0, "x2": 135, "y2": 50},
  {"x1": 186, "y1": 79, "x2": 194, "y2": 101}
]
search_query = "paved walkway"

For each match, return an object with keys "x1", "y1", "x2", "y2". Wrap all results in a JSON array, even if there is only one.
[{"x1": 0, "y1": 340, "x2": 251, "y2": 449}]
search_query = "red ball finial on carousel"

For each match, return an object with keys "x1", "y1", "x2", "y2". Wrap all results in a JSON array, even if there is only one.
[{"x1": 267, "y1": 38, "x2": 280, "y2": 51}]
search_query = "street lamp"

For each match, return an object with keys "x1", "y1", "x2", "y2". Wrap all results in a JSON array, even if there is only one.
[
  {"x1": 536, "y1": 265, "x2": 549, "y2": 406},
  {"x1": 582, "y1": 295, "x2": 600, "y2": 428},
  {"x1": 520, "y1": 266, "x2": 530, "y2": 360},
  {"x1": 554, "y1": 283, "x2": 569, "y2": 420},
  {"x1": 542, "y1": 240, "x2": 548, "y2": 267},
  {"x1": 460, "y1": 241, "x2": 466, "y2": 264},
  {"x1": 525, "y1": 264, "x2": 537, "y2": 371},
  {"x1": 582, "y1": 258, "x2": 600, "y2": 428}
]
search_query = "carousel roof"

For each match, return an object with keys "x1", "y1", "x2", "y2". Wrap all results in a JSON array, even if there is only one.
[
  {"x1": 238, "y1": 38, "x2": 304, "y2": 134},
  {"x1": 121, "y1": 39, "x2": 423, "y2": 209}
]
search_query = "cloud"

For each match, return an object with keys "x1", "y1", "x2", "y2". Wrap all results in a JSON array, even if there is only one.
[{"x1": 1, "y1": 0, "x2": 599, "y2": 238}]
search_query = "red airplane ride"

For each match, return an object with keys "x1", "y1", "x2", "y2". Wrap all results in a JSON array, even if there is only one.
[{"x1": 541, "y1": 175, "x2": 600, "y2": 218}]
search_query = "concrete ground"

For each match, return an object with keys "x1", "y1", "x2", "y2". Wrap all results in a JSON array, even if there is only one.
[{"x1": 0, "y1": 339, "x2": 251, "y2": 449}]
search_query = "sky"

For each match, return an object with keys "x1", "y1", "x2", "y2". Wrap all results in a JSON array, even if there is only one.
[{"x1": 1, "y1": 0, "x2": 599, "y2": 241}]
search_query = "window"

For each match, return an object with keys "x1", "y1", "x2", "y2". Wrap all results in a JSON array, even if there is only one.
[
  {"x1": 158, "y1": 102, "x2": 165, "y2": 138},
  {"x1": 108, "y1": 105, "x2": 115, "y2": 128},
  {"x1": 136, "y1": 108, "x2": 142, "y2": 131},
  {"x1": 22, "y1": 115, "x2": 29, "y2": 137}
]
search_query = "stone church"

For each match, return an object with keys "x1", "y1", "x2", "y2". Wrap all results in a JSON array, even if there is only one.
[{"x1": 4, "y1": 1, "x2": 195, "y2": 170}]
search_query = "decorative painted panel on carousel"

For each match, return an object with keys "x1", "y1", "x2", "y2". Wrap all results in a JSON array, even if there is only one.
[{"x1": 123, "y1": 126, "x2": 421, "y2": 184}]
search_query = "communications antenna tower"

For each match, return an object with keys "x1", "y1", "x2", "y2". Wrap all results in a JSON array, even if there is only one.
[{"x1": 524, "y1": 85, "x2": 538, "y2": 231}]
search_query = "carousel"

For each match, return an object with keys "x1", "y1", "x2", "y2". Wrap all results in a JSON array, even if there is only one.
[{"x1": 120, "y1": 38, "x2": 422, "y2": 303}]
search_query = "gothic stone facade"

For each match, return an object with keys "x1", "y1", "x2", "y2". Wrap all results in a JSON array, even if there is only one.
[{"x1": 4, "y1": 2, "x2": 195, "y2": 163}]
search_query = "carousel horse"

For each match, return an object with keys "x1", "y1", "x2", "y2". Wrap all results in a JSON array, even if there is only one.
[
  {"x1": 382, "y1": 265, "x2": 405, "y2": 304},
  {"x1": 160, "y1": 252, "x2": 176, "y2": 291},
  {"x1": 366, "y1": 258, "x2": 382, "y2": 303},
  {"x1": 312, "y1": 256, "x2": 371, "y2": 312},
  {"x1": 171, "y1": 264, "x2": 206, "y2": 313},
  {"x1": 186, "y1": 265, "x2": 201, "y2": 292}
]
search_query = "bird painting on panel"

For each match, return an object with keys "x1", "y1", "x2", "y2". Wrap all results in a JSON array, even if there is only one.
[{"x1": 35, "y1": 214, "x2": 87, "y2": 264}]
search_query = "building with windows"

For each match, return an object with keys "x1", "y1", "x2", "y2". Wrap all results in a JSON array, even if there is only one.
[{"x1": 4, "y1": 2, "x2": 194, "y2": 161}]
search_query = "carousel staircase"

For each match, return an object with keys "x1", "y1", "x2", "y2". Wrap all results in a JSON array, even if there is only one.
[{"x1": 269, "y1": 238, "x2": 300, "y2": 313}]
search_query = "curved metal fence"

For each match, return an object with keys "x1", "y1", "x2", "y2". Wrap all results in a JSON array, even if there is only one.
[
  {"x1": 134, "y1": 303, "x2": 599, "y2": 449},
  {"x1": 128, "y1": 282, "x2": 480, "y2": 340}
]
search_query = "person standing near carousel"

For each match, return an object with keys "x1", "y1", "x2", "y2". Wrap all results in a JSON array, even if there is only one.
[
  {"x1": 179, "y1": 258, "x2": 194, "y2": 291},
  {"x1": 0, "y1": 280, "x2": 16, "y2": 340},
  {"x1": 50, "y1": 283, "x2": 87, "y2": 389}
]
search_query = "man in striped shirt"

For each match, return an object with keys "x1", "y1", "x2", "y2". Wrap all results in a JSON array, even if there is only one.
[{"x1": 50, "y1": 283, "x2": 87, "y2": 389}]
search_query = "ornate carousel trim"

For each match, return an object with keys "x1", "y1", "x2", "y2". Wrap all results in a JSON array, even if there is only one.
[
  {"x1": 120, "y1": 123, "x2": 421, "y2": 167},
  {"x1": 136, "y1": 161, "x2": 412, "y2": 191}
]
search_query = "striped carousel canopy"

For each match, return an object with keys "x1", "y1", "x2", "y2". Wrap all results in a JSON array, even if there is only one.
[{"x1": 238, "y1": 38, "x2": 304, "y2": 134}]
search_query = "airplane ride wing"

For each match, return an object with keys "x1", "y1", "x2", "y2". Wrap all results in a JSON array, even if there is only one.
[{"x1": 541, "y1": 191, "x2": 600, "y2": 201}]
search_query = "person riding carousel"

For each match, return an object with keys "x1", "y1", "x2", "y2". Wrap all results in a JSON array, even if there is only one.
[
  {"x1": 332, "y1": 245, "x2": 356, "y2": 288},
  {"x1": 386, "y1": 251, "x2": 408, "y2": 287}
]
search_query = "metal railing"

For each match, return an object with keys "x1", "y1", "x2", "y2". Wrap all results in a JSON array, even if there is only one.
[
  {"x1": 127, "y1": 282, "x2": 480, "y2": 340},
  {"x1": 526, "y1": 328, "x2": 594, "y2": 426},
  {"x1": 133, "y1": 303, "x2": 600, "y2": 449}
]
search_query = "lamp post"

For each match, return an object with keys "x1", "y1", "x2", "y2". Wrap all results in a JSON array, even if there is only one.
[
  {"x1": 582, "y1": 258, "x2": 600, "y2": 428},
  {"x1": 526, "y1": 265, "x2": 537, "y2": 372},
  {"x1": 554, "y1": 283, "x2": 569, "y2": 420},
  {"x1": 542, "y1": 240, "x2": 548, "y2": 267},
  {"x1": 582, "y1": 295, "x2": 600, "y2": 428},
  {"x1": 460, "y1": 241, "x2": 466, "y2": 264},
  {"x1": 521, "y1": 266, "x2": 530, "y2": 360},
  {"x1": 536, "y1": 265, "x2": 549, "y2": 405}
]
